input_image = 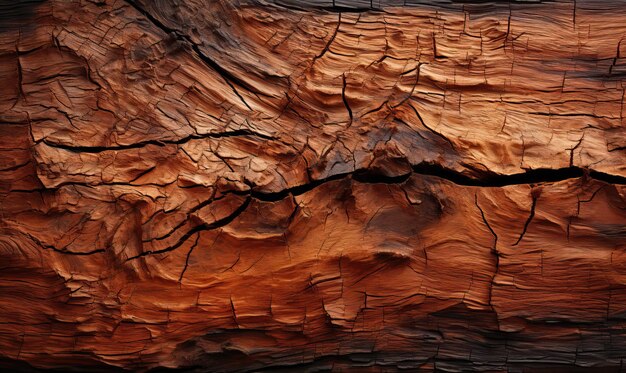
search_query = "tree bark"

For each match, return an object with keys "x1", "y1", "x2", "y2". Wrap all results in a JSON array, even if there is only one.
[{"x1": 1, "y1": 0, "x2": 626, "y2": 371}]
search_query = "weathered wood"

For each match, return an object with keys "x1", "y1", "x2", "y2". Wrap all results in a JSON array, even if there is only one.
[{"x1": 1, "y1": 0, "x2": 625, "y2": 371}]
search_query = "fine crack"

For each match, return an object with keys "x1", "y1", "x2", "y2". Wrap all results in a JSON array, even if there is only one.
[
  {"x1": 475, "y1": 194, "x2": 499, "y2": 312},
  {"x1": 407, "y1": 100, "x2": 456, "y2": 149},
  {"x1": 512, "y1": 188, "x2": 539, "y2": 246},
  {"x1": 313, "y1": 13, "x2": 341, "y2": 63},
  {"x1": 26, "y1": 232, "x2": 106, "y2": 256},
  {"x1": 475, "y1": 195, "x2": 499, "y2": 249}
]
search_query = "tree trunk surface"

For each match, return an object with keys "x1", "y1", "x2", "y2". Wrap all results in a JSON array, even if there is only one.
[{"x1": 1, "y1": 0, "x2": 626, "y2": 371}]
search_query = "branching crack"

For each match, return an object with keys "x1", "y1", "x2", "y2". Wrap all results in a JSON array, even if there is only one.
[
  {"x1": 126, "y1": 197, "x2": 251, "y2": 261},
  {"x1": 569, "y1": 134, "x2": 584, "y2": 167}
]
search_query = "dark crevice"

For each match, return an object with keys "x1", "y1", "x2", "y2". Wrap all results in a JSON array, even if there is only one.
[
  {"x1": 251, "y1": 171, "x2": 351, "y2": 202},
  {"x1": 341, "y1": 73, "x2": 353, "y2": 126},
  {"x1": 250, "y1": 163, "x2": 626, "y2": 203},
  {"x1": 591, "y1": 170, "x2": 626, "y2": 185},
  {"x1": 352, "y1": 170, "x2": 412, "y2": 184},
  {"x1": 415, "y1": 164, "x2": 623, "y2": 187},
  {"x1": 15, "y1": 51, "x2": 24, "y2": 106},
  {"x1": 49, "y1": 247, "x2": 106, "y2": 256},
  {"x1": 143, "y1": 192, "x2": 238, "y2": 244},
  {"x1": 16, "y1": 145, "x2": 626, "y2": 206},
  {"x1": 128, "y1": 166, "x2": 156, "y2": 183},
  {"x1": 413, "y1": 163, "x2": 584, "y2": 187}
]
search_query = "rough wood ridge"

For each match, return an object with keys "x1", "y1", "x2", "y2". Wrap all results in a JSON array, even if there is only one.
[{"x1": 1, "y1": 0, "x2": 626, "y2": 371}]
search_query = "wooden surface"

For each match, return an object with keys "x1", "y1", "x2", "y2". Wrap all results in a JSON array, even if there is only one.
[{"x1": 1, "y1": 0, "x2": 626, "y2": 371}]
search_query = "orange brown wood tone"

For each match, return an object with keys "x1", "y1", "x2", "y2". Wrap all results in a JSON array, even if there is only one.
[{"x1": 1, "y1": 0, "x2": 626, "y2": 371}]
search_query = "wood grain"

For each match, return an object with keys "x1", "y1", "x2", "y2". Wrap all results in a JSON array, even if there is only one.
[{"x1": 1, "y1": 0, "x2": 625, "y2": 371}]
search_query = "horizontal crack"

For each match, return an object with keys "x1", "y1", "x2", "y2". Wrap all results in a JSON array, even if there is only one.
[
  {"x1": 25, "y1": 232, "x2": 106, "y2": 256},
  {"x1": 39, "y1": 129, "x2": 274, "y2": 153},
  {"x1": 46, "y1": 163, "x2": 624, "y2": 260},
  {"x1": 250, "y1": 163, "x2": 626, "y2": 202}
]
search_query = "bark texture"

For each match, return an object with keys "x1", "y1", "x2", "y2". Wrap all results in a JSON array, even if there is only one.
[{"x1": 1, "y1": 0, "x2": 626, "y2": 371}]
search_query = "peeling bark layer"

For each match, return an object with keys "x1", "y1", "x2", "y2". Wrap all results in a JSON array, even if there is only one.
[{"x1": 1, "y1": 0, "x2": 626, "y2": 371}]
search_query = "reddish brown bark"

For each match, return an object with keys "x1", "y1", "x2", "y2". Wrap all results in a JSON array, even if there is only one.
[{"x1": 1, "y1": 0, "x2": 626, "y2": 371}]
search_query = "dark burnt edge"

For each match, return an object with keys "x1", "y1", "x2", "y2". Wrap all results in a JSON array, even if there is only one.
[{"x1": 0, "y1": 0, "x2": 47, "y2": 33}]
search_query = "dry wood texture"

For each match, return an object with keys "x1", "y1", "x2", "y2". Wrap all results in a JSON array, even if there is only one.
[{"x1": 1, "y1": 0, "x2": 626, "y2": 371}]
